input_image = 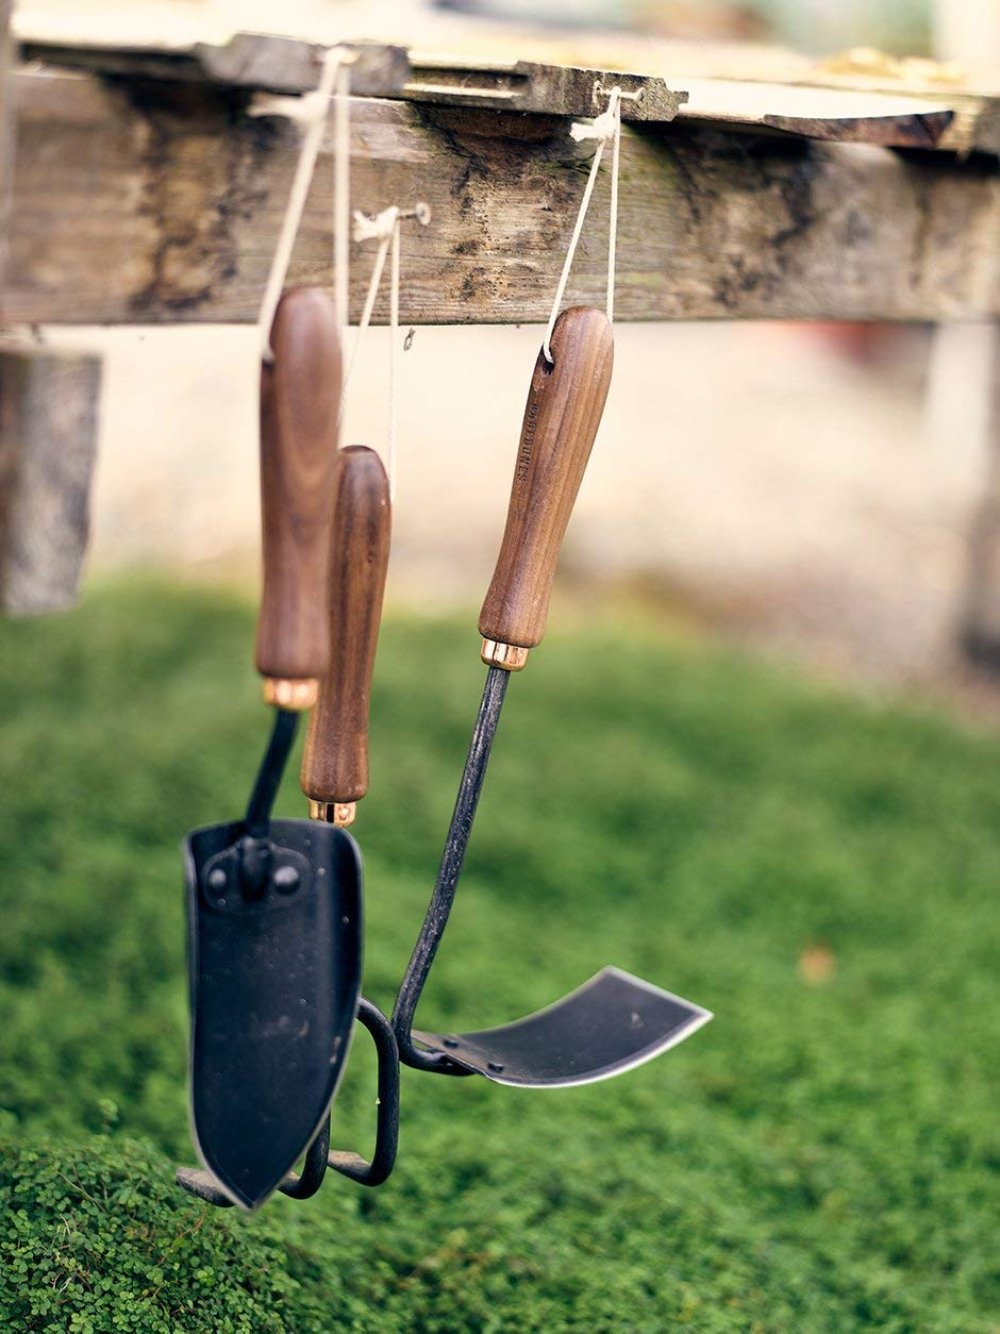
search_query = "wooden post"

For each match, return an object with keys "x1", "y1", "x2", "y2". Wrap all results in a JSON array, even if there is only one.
[
  {"x1": 932, "y1": 0, "x2": 1000, "y2": 668},
  {"x1": 0, "y1": 12, "x2": 104, "y2": 615},
  {"x1": 0, "y1": 347, "x2": 102, "y2": 613},
  {"x1": 960, "y1": 326, "x2": 1000, "y2": 667}
]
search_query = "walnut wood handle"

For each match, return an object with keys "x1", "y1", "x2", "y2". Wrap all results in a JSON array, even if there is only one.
[
  {"x1": 254, "y1": 287, "x2": 342, "y2": 706},
  {"x1": 301, "y1": 446, "x2": 391, "y2": 819},
  {"x1": 478, "y1": 306, "x2": 613, "y2": 662}
]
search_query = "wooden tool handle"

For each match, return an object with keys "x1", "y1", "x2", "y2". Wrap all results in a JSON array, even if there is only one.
[
  {"x1": 254, "y1": 287, "x2": 342, "y2": 707},
  {"x1": 478, "y1": 306, "x2": 613, "y2": 665},
  {"x1": 301, "y1": 446, "x2": 391, "y2": 821}
]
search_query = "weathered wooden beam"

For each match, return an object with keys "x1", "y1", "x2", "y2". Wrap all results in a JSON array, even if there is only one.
[
  {"x1": 0, "y1": 347, "x2": 101, "y2": 613},
  {"x1": 5, "y1": 69, "x2": 999, "y2": 326}
]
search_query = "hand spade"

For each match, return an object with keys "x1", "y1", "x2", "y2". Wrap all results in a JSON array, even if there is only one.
[{"x1": 182, "y1": 289, "x2": 365, "y2": 1210}]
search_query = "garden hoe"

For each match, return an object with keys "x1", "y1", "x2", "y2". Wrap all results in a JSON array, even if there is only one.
[
  {"x1": 178, "y1": 439, "x2": 398, "y2": 1210},
  {"x1": 392, "y1": 306, "x2": 712, "y2": 1087},
  {"x1": 178, "y1": 289, "x2": 370, "y2": 1211}
]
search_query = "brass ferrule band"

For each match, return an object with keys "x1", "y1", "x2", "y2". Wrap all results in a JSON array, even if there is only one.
[
  {"x1": 480, "y1": 639, "x2": 530, "y2": 671},
  {"x1": 262, "y1": 678, "x2": 319, "y2": 711},
  {"x1": 309, "y1": 799, "x2": 357, "y2": 828}
]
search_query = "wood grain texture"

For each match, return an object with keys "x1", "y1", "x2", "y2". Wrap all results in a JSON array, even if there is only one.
[
  {"x1": 255, "y1": 287, "x2": 341, "y2": 686},
  {"x1": 0, "y1": 347, "x2": 101, "y2": 613},
  {"x1": 301, "y1": 446, "x2": 391, "y2": 806},
  {"x1": 479, "y1": 307, "x2": 613, "y2": 649},
  {"x1": 4, "y1": 71, "x2": 999, "y2": 326}
]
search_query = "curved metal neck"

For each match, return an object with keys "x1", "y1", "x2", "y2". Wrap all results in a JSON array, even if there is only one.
[
  {"x1": 392, "y1": 666, "x2": 510, "y2": 1072},
  {"x1": 244, "y1": 707, "x2": 299, "y2": 838}
]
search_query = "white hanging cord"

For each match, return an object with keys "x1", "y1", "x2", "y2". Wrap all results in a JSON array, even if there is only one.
[
  {"x1": 346, "y1": 202, "x2": 430, "y2": 500},
  {"x1": 332, "y1": 57, "x2": 352, "y2": 354},
  {"x1": 389, "y1": 220, "x2": 401, "y2": 498},
  {"x1": 607, "y1": 93, "x2": 621, "y2": 327},
  {"x1": 345, "y1": 206, "x2": 399, "y2": 391},
  {"x1": 542, "y1": 85, "x2": 623, "y2": 364},
  {"x1": 250, "y1": 47, "x2": 352, "y2": 361}
]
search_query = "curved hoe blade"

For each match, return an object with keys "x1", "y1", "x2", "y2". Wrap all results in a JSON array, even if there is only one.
[
  {"x1": 184, "y1": 818, "x2": 362, "y2": 1210},
  {"x1": 413, "y1": 967, "x2": 711, "y2": 1089}
]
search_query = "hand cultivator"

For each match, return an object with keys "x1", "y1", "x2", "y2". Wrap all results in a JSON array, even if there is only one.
[{"x1": 177, "y1": 300, "x2": 711, "y2": 1211}]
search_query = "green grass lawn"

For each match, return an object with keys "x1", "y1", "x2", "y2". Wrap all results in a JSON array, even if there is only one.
[{"x1": 1, "y1": 580, "x2": 998, "y2": 1332}]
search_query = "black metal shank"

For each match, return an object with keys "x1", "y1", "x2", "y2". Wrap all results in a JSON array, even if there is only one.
[{"x1": 392, "y1": 665, "x2": 509, "y2": 1072}]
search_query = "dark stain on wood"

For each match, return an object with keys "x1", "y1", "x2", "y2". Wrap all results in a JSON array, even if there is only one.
[
  {"x1": 121, "y1": 79, "x2": 243, "y2": 313},
  {"x1": 5, "y1": 72, "x2": 999, "y2": 325}
]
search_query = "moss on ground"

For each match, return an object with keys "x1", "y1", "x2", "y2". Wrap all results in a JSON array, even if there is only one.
[{"x1": 1, "y1": 580, "x2": 998, "y2": 1331}]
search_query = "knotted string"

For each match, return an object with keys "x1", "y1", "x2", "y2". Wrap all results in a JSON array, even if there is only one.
[
  {"x1": 250, "y1": 48, "x2": 353, "y2": 363},
  {"x1": 542, "y1": 86, "x2": 622, "y2": 363},
  {"x1": 347, "y1": 203, "x2": 430, "y2": 499}
]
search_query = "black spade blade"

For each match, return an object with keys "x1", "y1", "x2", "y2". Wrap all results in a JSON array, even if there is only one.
[
  {"x1": 184, "y1": 818, "x2": 363, "y2": 1210},
  {"x1": 414, "y1": 967, "x2": 711, "y2": 1088}
]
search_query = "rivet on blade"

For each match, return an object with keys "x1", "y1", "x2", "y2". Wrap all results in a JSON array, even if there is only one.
[
  {"x1": 273, "y1": 865, "x2": 301, "y2": 894},
  {"x1": 206, "y1": 867, "x2": 228, "y2": 896}
]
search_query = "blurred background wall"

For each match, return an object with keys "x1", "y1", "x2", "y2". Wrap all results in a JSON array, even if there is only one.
[{"x1": 14, "y1": 0, "x2": 1000, "y2": 693}]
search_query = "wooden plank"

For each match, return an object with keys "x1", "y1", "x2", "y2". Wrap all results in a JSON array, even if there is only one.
[
  {"x1": 4, "y1": 70, "x2": 999, "y2": 326},
  {"x1": 18, "y1": 34, "x2": 967, "y2": 147},
  {"x1": 22, "y1": 30, "x2": 997, "y2": 147},
  {"x1": 19, "y1": 33, "x2": 412, "y2": 99},
  {"x1": 404, "y1": 58, "x2": 956, "y2": 147},
  {"x1": 674, "y1": 79, "x2": 954, "y2": 148},
  {"x1": 20, "y1": 34, "x2": 685, "y2": 123},
  {"x1": 404, "y1": 52, "x2": 684, "y2": 123},
  {"x1": 807, "y1": 50, "x2": 1000, "y2": 156},
  {"x1": 492, "y1": 33, "x2": 1000, "y2": 154},
  {"x1": 0, "y1": 347, "x2": 101, "y2": 613}
]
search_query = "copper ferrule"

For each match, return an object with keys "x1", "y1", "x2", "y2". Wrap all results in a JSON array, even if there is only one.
[
  {"x1": 262, "y1": 677, "x2": 319, "y2": 711},
  {"x1": 480, "y1": 639, "x2": 530, "y2": 672},
  {"x1": 309, "y1": 799, "x2": 357, "y2": 828}
]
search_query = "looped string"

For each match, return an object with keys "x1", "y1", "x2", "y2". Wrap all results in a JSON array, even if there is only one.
[
  {"x1": 250, "y1": 50, "x2": 427, "y2": 500},
  {"x1": 352, "y1": 205, "x2": 401, "y2": 244},
  {"x1": 542, "y1": 86, "x2": 622, "y2": 364},
  {"x1": 331, "y1": 56, "x2": 352, "y2": 354},
  {"x1": 251, "y1": 47, "x2": 353, "y2": 362},
  {"x1": 345, "y1": 204, "x2": 430, "y2": 500}
]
